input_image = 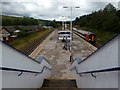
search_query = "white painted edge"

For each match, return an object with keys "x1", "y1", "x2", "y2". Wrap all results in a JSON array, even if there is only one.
[{"x1": 29, "y1": 30, "x2": 55, "y2": 59}]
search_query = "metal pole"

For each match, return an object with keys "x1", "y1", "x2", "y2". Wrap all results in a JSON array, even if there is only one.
[
  {"x1": 63, "y1": 20, "x2": 64, "y2": 30},
  {"x1": 62, "y1": 16, "x2": 65, "y2": 30},
  {"x1": 70, "y1": 7, "x2": 73, "y2": 41},
  {"x1": 70, "y1": 7, "x2": 72, "y2": 32},
  {"x1": 62, "y1": 21, "x2": 64, "y2": 30},
  {"x1": 69, "y1": 7, "x2": 72, "y2": 52},
  {"x1": 62, "y1": 21, "x2": 63, "y2": 30},
  {"x1": 63, "y1": 6, "x2": 80, "y2": 52},
  {"x1": 65, "y1": 21, "x2": 67, "y2": 30}
]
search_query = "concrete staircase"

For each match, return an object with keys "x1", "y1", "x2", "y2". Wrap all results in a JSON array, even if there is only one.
[{"x1": 39, "y1": 79, "x2": 80, "y2": 90}]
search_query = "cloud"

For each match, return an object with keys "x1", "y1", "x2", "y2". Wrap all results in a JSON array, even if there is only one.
[{"x1": 1, "y1": 0, "x2": 119, "y2": 21}]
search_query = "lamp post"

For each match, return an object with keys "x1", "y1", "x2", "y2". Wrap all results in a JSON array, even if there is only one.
[
  {"x1": 62, "y1": 16, "x2": 65, "y2": 30},
  {"x1": 63, "y1": 6, "x2": 80, "y2": 52},
  {"x1": 63, "y1": 6, "x2": 80, "y2": 32},
  {"x1": 62, "y1": 16, "x2": 69, "y2": 30},
  {"x1": 62, "y1": 16, "x2": 64, "y2": 30}
]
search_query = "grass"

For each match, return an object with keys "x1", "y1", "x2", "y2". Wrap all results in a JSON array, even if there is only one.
[
  {"x1": 79, "y1": 27, "x2": 117, "y2": 47},
  {"x1": 10, "y1": 30, "x2": 52, "y2": 50}
]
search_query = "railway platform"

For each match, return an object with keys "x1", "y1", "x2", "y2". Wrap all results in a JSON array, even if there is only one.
[{"x1": 30, "y1": 30, "x2": 97, "y2": 79}]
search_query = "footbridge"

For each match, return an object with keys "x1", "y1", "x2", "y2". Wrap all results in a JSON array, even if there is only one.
[{"x1": 0, "y1": 30, "x2": 119, "y2": 89}]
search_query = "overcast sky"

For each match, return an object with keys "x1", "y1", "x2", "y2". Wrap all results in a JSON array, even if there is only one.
[{"x1": 1, "y1": 0, "x2": 119, "y2": 21}]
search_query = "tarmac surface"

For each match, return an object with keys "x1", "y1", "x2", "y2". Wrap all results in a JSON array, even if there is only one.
[{"x1": 36, "y1": 30, "x2": 97, "y2": 79}]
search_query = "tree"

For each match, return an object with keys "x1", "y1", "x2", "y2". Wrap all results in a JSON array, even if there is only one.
[
  {"x1": 103, "y1": 3, "x2": 116, "y2": 12},
  {"x1": 2, "y1": 15, "x2": 39, "y2": 26},
  {"x1": 73, "y1": 3, "x2": 119, "y2": 33}
]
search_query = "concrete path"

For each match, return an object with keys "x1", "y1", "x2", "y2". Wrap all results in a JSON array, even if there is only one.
[
  {"x1": 71, "y1": 33, "x2": 97, "y2": 60},
  {"x1": 29, "y1": 30, "x2": 55, "y2": 59},
  {"x1": 36, "y1": 30, "x2": 97, "y2": 79}
]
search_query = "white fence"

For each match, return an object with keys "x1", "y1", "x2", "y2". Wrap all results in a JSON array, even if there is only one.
[{"x1": 0, "y1": 41, "x2": 52, "y2": 88}]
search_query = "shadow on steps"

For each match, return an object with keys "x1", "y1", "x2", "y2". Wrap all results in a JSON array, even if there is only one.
[{"x1": 39, "y1": 79, "x2": 80, "y2": 90}]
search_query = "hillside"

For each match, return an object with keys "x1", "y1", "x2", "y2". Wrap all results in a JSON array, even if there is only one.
[
  {"x1": 74, "y1": 3, "x2": 120, "y2": 47},
  {"x1": 74, "y1": 3, "x2": 120, "y2": 33},
  {"x1": 2, "y1": 15, "x2": 60, "y2": 27}
]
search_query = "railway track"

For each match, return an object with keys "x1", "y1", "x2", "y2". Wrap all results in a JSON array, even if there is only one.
[
  {"x1": 20, "y1": 30, "x2": 54, "y2": 55},
  {"x1": 29, "y1": 30, "x2": 56, "y2": 59}
]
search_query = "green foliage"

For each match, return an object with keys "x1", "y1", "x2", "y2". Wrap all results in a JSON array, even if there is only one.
[
  {"x1": 10, "y1": 30, "x2": 51, "y2": 50},
  {"x1": 18, "y1": 31, "x2": 28, "y2": 37},
  {"x1": 103, "y1": 3, "x2": 116, "y2": 12},
  {"x1": 79, "y1": 27, "x2": 117, "y2": 47},
  {"x1": 43, "y1": 19, "x2": 60, "y2": 28},
  {"x1": 2, "y1": 16, "x2": 39, "y2": 26},
  {"x1": 2, "y1": 15, "x2": 60, "y2": 28},
  {"x1": 74, "y1": 3, "x2": 120, "y2": 33},
  {"x1": 50, "y1": 19, "x2": 60, "y2": 28}
]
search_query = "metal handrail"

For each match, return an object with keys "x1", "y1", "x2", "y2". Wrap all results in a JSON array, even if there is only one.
[
  {"x1": 0, "y1": 66, "x2": 51, "y2": 76},
  {"x1": 1, "y1": 41, "x2": 51, "y2": 65},
  {"x1": 71, "y1": 33, "x2": 119, "y2": 65},
  {"x1": 71, "y1": 66, "x2": 120, "y2": 78}
]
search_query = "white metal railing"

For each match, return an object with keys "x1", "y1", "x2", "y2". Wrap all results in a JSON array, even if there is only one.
[
  {"x1": 70, "y1": 35, "x2": 119, "y2": 88},
  {"x1": 1, "y1": 41, "x2": 52, "y2": 88}
]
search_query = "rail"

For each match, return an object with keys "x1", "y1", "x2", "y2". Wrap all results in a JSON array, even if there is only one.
[
  {"x1": 71, "y1": 66, "x2": 120, "y2": 78},
  {"x1": 25, "y1": 30, "x2": 54, "y2": 55},
  {"x1": 0, "y1": 66, "x2": 51, "y2": 76}
]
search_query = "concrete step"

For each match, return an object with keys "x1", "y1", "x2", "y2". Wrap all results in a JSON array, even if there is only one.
[
  {"x1": 39, "y1": 87, "x2": 81, "y2": 90},
  {"x1": 42, "y1": 79, "x2": 77, "y2": 87}
]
